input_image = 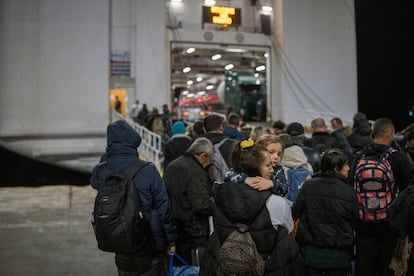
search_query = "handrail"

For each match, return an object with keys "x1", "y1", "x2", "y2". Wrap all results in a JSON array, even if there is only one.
[
  {"x1": 111, "y1": 110, "x2": 225, "y2": 173},
  {"x1": 112, "y1": 112, "x2": 163, "y2": 172}
]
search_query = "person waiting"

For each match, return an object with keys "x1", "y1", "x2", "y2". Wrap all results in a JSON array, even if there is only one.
[{"x1": 163, "y1": 121, "x2": 192, "y2": 170}]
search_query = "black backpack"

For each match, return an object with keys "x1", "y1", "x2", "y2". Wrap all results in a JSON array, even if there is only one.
[{"x1": 92, "y1": 160, "x2": 151, "y2": 254}]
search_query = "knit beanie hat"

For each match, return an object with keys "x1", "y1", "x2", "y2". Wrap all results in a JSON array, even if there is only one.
[
  {"x1": 286, "y1": 122, "x2": 305, "y2": 136},
  {"x1": 172, "y1": 121, "x2": 186, "y2": 135}
]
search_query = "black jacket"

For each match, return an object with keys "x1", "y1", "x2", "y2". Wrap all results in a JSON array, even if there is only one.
[
  {"x1": 304, "y1": 131, "x2": 339, "y2": 154},
  {"x1": 348, "y1": 119, "x2": 372, "y2": 151},
  {"x1": 163, "y1": 134, "x2": 192, "y2": 170},
  {"x1": 201, "y1": 181, "x2": 305, "y2": 275},
  {"x1": 389, "y1": 184, "x2": 414, "y2": 239},
  {"x1": 163, "y1": 152, "x2": 214, "y2": 244},
  {"x1": 292, "y1": 172, "x2": 358, "y2": 251}
]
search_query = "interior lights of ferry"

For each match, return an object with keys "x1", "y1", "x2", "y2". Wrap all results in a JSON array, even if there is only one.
[
  {"x1": 211, "y1": 54, "x2": 222, "y2": 60},
  {"x1": 186, "y1": 47, "x2": 195, "y2": 54},
  {"x1": 256, "y1": 65, "x2": 266, "y2": 72},
  {"x1": 224, "y1": 64, "x2": 234, "y2": 70}
]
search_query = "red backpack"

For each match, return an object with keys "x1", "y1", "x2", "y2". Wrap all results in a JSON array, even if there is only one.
[{"x1": 354, "y1": 147, "x2": 397, "y2": 222}]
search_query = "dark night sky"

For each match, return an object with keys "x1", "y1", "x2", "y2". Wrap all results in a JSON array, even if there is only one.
[{"x1": 354, "y1": 0, "x2": 414, "y2": 131}]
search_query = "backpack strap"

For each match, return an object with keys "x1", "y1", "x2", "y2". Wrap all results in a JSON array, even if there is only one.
[
  {"x1": 215, "y1": 137, "x2": 229, "y2": 151},
  {"x1": 99, "y1": 160, "x2": 149, "y2": 179},
  {"x1": 384, "y1": 146, "x2": 397, "y2": 159},
  {"x1": 384, "y1": 146, "x2": 397, "y2": 196},
  {"x1": 124, "y1": 159, "x2": 149, "y2": 179},
  {"x1": 98, "y1": 161, "x2": 111, "y2": 179},
  {"x1": 348, "y1": 150, "x2": 363, "y2": 184}
]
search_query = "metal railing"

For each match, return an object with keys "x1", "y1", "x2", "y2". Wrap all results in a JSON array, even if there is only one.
[
  {"x1": 111, "y1": 110, "x2": 225, "y2": 173},
  {"x1": 112, "y1": 112, "x2": 163, "y2": 171}
]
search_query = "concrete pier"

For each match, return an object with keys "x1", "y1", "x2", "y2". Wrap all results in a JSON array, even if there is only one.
[{"x1": 0, "y1": 185, "x2": 117, "y2": 275}]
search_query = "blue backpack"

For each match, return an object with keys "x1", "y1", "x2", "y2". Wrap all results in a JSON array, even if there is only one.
[{"x1": 286, "y1": 167, "x2": 313, "y2": 202}]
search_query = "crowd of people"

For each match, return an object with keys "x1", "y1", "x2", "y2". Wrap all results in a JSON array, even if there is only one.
[{"x1": 91, "y1": 106, "x2": 414, "y2": 276}]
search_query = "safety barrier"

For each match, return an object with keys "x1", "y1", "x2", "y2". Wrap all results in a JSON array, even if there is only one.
[
  {"x1": 111, "y1": 110, "x2": 225, "y2": 173},
  {"x1": 112, "y1": 112, "x2": 163, "y2": 171}
]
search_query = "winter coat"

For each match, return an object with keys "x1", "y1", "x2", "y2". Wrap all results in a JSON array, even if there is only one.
[
  {"x1": 348, "y1": 119, "x2": 372, "y2": 151},
  {"x1": 223, "y1": 125, "x2": 248, "y2": 141},
  {"x1": 200, "y1": 175, "x2": 305, "y2": 275},
  {"x1": 163, "y1": 152, "x2": 214, "y2": 244},
  {"x1": 163, "y1": 134, "x2": 193, "y2": 170},
  {"x1": 90, "y1": 120, "x2": 177, "y2": 255},
  {"x1": 389, "y1": 184, "x2": 414, "y2": 239},
  {"x1": 331, "y1": 128, "x2": 354, "y2": 154},
  {"x1": 292, "y1": 172, "x2": 358, "y2": 252},
  {"x1": 304, "y1": 131, "x2": 339, "y2": 154}
]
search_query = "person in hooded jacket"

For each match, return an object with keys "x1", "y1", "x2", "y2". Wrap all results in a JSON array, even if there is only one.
[
  {"x1": 200, "y1": 139, "x2": 305, "y2": 276},
  {"x1": 347, "y1": 112, "x2": 372, "y2": 152},
  {"x1": 90, "y1": 120, "x2": 177, "y2": 276}
]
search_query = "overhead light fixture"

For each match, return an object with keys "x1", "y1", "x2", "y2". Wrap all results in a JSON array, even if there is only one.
[
  {"x1": 262, "y1": 6, "x2": 272, "y2": 13},
  {"x1": 225, "y1": 48, "x2": 247, "y2": 53},
  {"x1": 224, "y1": 64, "x2": 234, "y2": 70},
  {"x1": 211, "y1": 54, "x2": 222, "y2": 61},
  {"x1": 171, "y1": 0, "x2": 182, "y2": 2},
  {"x1": 206, "y1": 85, "x2": 214, "y2": 90},
  {"x1": 186, "y1": 47, "x2": 195, "y2": 54},
  {"x1": 183, "y1": 66, "x2": 191, "y2": 73},
  {"x1": 196, "y1": 76, "x2": 203, "y2": 82},
  {"x1": 264, "y1": 53, "x2": 269, "y2": 58},
  {"x1": 187, "y1": 80, "x2": 194, "y2": 85},
  {"x1": 204, "y1": 0, "x2": 216, "y2": 6},
  {"x1": 256, "y1": 65, "x2": 266, "y2": 72}
]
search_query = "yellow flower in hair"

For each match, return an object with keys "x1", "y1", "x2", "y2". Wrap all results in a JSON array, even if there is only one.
[{"x1": 240, "y1": 138, "x2": 255, "y2": 149}]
